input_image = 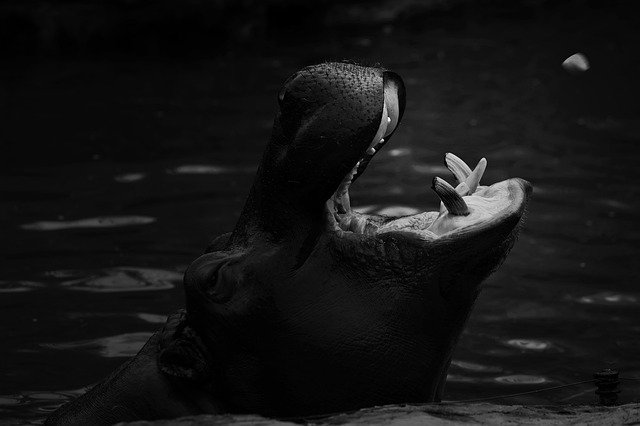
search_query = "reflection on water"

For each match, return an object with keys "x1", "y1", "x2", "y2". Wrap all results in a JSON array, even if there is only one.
[
  {"x1": 21, "y1": 216, "x2": 156, "y2": 231},
  {"x1": 136, "y1": 313, "x2": 169, "y2": 324},
  {"x1": 2, "y1": 12, "x2": 640, "y2": 424},
  {"x1": 43, "y1": 332, "x2": 152, "y2": 358},
  {"x1": 0, "y1": 281, "x2": 45, "y2": 293},
  {"x1": 494, "y1": 375, "x2": 550, "y2": 385},
  {"x1": 505, "y1": 339, "x2": 552, "y2": 351},
  {"x1": 574, "y1": 292, "x2": 637, "y2": 306},
  {"x1": 167, "y1": 164, "x2": 231, "y2": 175},
  {"x1": 0, "y1": 388, "x2": 89, "y2": 424},
  {"x1": 114, "y1": 173, "x2": 146, "y2": 183},
  {"x1": 451, "y1": 360, "x2": 503, "y2": 373},
  {"x1": 57, "y1": 267, "x2": 181, "y2": 292}
]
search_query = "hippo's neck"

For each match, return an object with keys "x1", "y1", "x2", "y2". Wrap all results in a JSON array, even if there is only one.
[{"x1": 229, "y1": 142, "x2": 327, "y2": 250}]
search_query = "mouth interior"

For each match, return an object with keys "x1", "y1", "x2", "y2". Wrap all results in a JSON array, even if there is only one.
[{"x1": 326, "y1": 86, "x2": 526, "y2": 241}]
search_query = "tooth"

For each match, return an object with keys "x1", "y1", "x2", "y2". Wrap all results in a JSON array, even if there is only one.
[
  {"x1": 387, "y1": 117, "x2": 391, "y2": 123},
  {"x1": 455, "y1": 182, "x2": 470, "y2": 196},
  {"x1": 380, "y1": 138, "x2": 385, "y2": 144},
  {"x1": 445, "y1": 153, "x2": 472, "y2": 183},
  {"x1": 340, "y1": 191, "x2": 351, "y2": 213},
  {"x1": 464, "y1": 158, "x2": 487, "y2": 193},
  {"x1": 366, "y1": 147, "x2": 376, "y2": 155},
  {"x1": 432, "y1": 177, "x2": 470, "y2": 216}
]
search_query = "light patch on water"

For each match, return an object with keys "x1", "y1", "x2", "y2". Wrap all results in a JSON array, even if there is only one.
[
  {"x1": 412, "y1": 164, "x2": 450, "y2": 175},
  {"x1": 494, "y1": 375, "x2": 549, "y2": 385},
  {"x1": 21, "y1": 216, "x2": 156, "y2": 231},
  {"x1": 43, "y1": 332, "x2": 152, "y2": 358},
  {"x1": 46, "y1": 270, "x2": 82, "y2": 278},
  {"x1": 28, "y1": 393, "x2": 69, "y2": 401},
  {"x1": 0, "y1": 280, "x2": 45, "y2": 293},
  {"x1": 505, "y1": 339, "x2": 551, "y2": 351},
  {"x1": 60, "y1": 267, "x2": 180, "y2": 292},
  {"x1": 136, "y1": 313, "x2": 168, "y2": 323},
  {"x1": 0, "y1": 396, "x2": 21, "y2": 406},
  {"x1": 594, "y1": 198, "x2": 631, "y2": 210},
  {"x1": 114, "y1": 172, "x2": 146, "y2": 183},
  {"x1": 168, "y1": 164, "x2": 229, "y2": 174},
  {"x1": 505, "y1": 303, "x2": 560, "y2": 320},
  {"x1": 377, "y1": 206, "x2": 421, "y2": 216},
  {"x1": 387, "y1": 147, "x2": 412, "y2": 157},
  {"x1": 576, "y1": 292, "x2": 637, "y2": 305},
  {"x1": 446, "y1": 374, "x2": 478, "y2": 383},
  {"x1": 451, "y1": 360, "x2": 503, "y2": 373}
]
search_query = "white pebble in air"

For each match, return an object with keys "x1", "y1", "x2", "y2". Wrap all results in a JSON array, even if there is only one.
[{"x1": 562, "y1": 53, "x2": 590, "y2": 73}]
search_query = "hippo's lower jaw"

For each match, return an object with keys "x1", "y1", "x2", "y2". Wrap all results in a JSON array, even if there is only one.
[{"x1": 327, "y1": 153, "x2": 531, "y2": 242}]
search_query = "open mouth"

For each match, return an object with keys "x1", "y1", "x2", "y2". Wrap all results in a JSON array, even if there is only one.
[{"x1": 326, "y1": 82, "x2": 531, "y2": 242}]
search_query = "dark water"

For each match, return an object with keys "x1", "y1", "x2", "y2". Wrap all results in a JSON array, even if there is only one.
[{"x1": 2, "y1": 12, "x2": 640, "y2": 424}]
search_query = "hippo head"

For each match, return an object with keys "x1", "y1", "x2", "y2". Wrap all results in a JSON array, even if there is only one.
[{"x1": 176, "y1": 62, "x2": 531, "y2": 417}]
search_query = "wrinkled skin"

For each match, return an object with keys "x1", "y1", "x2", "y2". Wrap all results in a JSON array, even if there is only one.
[{"x1": 47, "y1": 62, "x2": 531, "y2": 425}]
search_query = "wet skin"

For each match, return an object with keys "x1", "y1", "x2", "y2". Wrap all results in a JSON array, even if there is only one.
[{"x1": 47, "y1": 62, "x2": 531, "y2": 425}]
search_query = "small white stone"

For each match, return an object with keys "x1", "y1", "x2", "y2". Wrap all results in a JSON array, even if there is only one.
[{"x1": 562, "y1": 53, "x2": 590, "y2": 73}]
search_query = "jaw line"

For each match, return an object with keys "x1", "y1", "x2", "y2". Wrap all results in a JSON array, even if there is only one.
[{"x1": 327, "y1": 178, "x2": 530, "y2": 243}]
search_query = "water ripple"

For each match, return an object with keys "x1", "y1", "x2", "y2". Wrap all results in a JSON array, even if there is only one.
[
  {"x1": 58, "y1": 267, "x2": 181, "y2": 292},
  {"x1": 43, "y1": 332, "x2": 152, "y2": 358},
  {"x1": 412, "y1": 164, "x2": 450, "y2": 175},
  {"x1": 21, "y1": 216, "x2": 155, "y2": 231},
  {"x1": 505, "y1": 339, "x2": 552, "y2": 351},
  {"x1": 451, "y1": 360, "x2": 503, "y2": 373},
  {"x1": 574, "y1": 292, "x2": 637, "y2": 305},
  {"x1": 494, "y1": 375, "x2": 549, "y2": 385},
  {"x1": 387, "y1": 148, "x2": 412, "y2": 157},
  {"x1": 0, "y1": 281, "x2": 45, "y2": 293},
  {"x1": 446, "y1": 374, "x2": 478, "y2": 383},
  {"x1": 114, "y1": 173, "x2": 146, "y2": 183},
  {"x1": 136, "y1": 313, "x2": 168, "y2": 323},
  {"x1": 167, "y1": 164, "x2": 229, "y2": 174}
]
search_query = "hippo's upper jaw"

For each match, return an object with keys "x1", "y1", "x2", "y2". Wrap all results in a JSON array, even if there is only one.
[{"x1": 181, "y1": 62, "x2": 532, "y2": 418}]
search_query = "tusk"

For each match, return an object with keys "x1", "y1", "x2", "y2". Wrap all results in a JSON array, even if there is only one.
[
  {"x1": 432, "y1": 177, "x2": 470, "y2": 216},
  {"x1": 445, "y1": 153, "x2": 472, "y2": 183},
  {"x1": 464, "y1": 157, "x2": 487, "y2": 193}
]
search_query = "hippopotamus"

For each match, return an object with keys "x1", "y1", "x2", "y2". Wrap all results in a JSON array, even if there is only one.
[{"x1": 47, "y1": 62, "x2": 531, "y2": 425}]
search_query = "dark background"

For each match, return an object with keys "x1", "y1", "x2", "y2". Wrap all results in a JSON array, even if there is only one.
[{"x1": 1, "y1": 0, "x2": 639, "y2": 423}]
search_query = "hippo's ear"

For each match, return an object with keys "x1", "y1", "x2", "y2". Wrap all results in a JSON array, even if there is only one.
[{"x1": 157, "y1": 310, "x2": 215, "y2": 384}]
